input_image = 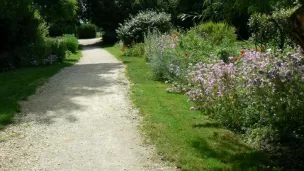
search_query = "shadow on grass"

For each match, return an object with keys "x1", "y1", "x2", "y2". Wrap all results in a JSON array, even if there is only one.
[
  {"x1": 100, "y1": 42, "x2": 116, "y2": 48},
  {"x1": 192, "y1": 134, "x2": 269, "y2": 171},
  {"x1": 193, "y1": 121, "x2": 222, "y2": 129}
]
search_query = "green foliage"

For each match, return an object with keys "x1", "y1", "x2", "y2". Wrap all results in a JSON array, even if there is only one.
[
  {"x1": 34, "y1": 0, "x2": 78, "y2": 37},
  {"x1": 204, "y1": 0, "x2": 300, "y2": 17},
  {"x1": 248, "y1": 7, "x2": 298, "y2": 49},
  {"x1": 62, "y1": 34, "x2": 79, "y2": 53},
  {"x1": 193, "y1": 21, "x2": 237, "y2": 45},
  {"x1": 181, "y1": 22, "x2": 237, "y2": 62},
  {"x1": 17, "y1": 39, "x2": 52, "y2": 66},
  {"x1": 116, "y1": 10, "x2": 172, "y2": 45},
  {"x1": 143, "y1": 30, "x2": 163, "y2": 61},
  {"x1": 18, "y1": 35, "x2": 79, "y2": 66},
  {"x1": 48, "y1": 35, "x2": 79, "y2": 62},
  {"x1": 77, "y1": 23, "x2": 97, "y2": 39},
  {"x1": 144, "y1": 22, "x2": 238, "y2": 81},
  {"x1": 0, "y1": 0, "x2": 49, "y2": 70},
  {"x1": 123, "y1": 43, "x2": 145, "y2": 57},
  {"x1": 184, "y1": 0, "x2": 302, "y2": 40},
  {"x1": 143, "y1": 30, "x2": 177, "y2": 80},
  {"x1": 47, "y1": 38, "x2": 67, "y2": 61},
  {"x1": 34, "y1": 0, "x2": 78, "y2": 22}
]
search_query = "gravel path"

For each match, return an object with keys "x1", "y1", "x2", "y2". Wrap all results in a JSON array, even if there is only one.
[{"x1": 0, "y1": 39, "x2": 175, "y2": 171}]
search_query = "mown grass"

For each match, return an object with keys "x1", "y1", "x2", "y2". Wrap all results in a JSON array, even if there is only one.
[
  {"x1": 0, "y1": 51, "x2": 82, "y2": 129},
  {"x1": 105, "y1": 45, "x2": 271, "y2": 171}
]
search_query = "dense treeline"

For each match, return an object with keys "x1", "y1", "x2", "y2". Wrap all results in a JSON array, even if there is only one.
[
  {"x1": 3, "y1": 0, "x2": 304, "y2": 57},
  {"x1": 78, "y1": 0, "x2": 304, "y2": 45}
]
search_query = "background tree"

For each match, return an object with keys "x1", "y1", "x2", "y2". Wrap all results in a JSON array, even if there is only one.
[
  {"x1": 139, "y1": 0, "x2": 205, "y2": 28},
  {"x1": 183, "y1": 0, "x2": 304, "y2": 44},
  {"x1": 34, "y1": 0, "x2": 79, "y2": 36},
  {"x1": 80, "y1": 0, "x2": 139, "y2": 43}
]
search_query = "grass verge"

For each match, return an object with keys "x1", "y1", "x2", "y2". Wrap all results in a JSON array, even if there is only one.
[
  {"x1": 0, "y1": 51, "x2": 82, "y2": 129},
  {"x1": 105, "y1": 45, "x2": 270, "y2": 171}
]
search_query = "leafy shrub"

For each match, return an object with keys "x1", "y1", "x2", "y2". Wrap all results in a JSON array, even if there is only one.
[
  {"x1": 47, "y1": 37, "x2": 68, "y2": 62},
  {"x1": 180, "y1": 22, "x2": 237, "y2": 63},
  {"x1": 17, "y1": 34, "x2": 79, "y2": 67},
  {"x1": 144, "y1": 30, "x2": 180, "y2": 80},
  {"x1": 144, "y1": 22, "x2": 238, "y2": 81},
  {"x1": 116, "y1": 10, "x2": 172, "y2": 45},
  {"x1": 17, "y1": 40, "x2": 51, "y2": 66},
  {"x1": 192, "y1": 21, "x2": 237, "y2": 45},
  {"x1": 77, "y1": 23, "x2": 97, "y2": 39},
  {"x1": 248, "y1": 7, "x2": 297, "y2": 49},
  {"x1": 123, "y1": 43, "x2": 145, "y2": 57},
  {"x1": 35, "y1": 0, "x2": 78, "y2": 24},
  {"x1": 0, "y1": 0, "x2": 49, "y2": 69},
  {"x1": 144, "y1": 30, "x2": 164, "y2": 62},
  {"x1": 62, "y1": 34, "x2": 79, "y2": 53},
  {"x1": 16, "y1": 37, "x2": 60, "y2": 66}
]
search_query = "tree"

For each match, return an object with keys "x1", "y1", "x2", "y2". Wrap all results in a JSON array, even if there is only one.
[
  {"x1": 139, "y1": 0, "x2": 205, "y2": 28},
  {"x1": 187, "y1": 0, "x2": 304, "y2": 44},
  {"x1": 80, "y1": 0, "x2": 139, "y2": 43},
  {"x1": 0, "y1": 0, "x2": 48, "y2": 68},
  {"x1": 34, "y1": 0, "x2": 79, "y2": 36},
  {"x1": 34, "y1": 0, "x2": 78, "y2": 22}
]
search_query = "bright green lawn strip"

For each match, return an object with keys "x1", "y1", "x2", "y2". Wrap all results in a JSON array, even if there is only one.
[
  {"x1": 0, "y1": 51, "x2": 82, "y2": 129},
  {"x1": 105, "y1": 45, "x2": 270, "y2": 171}
]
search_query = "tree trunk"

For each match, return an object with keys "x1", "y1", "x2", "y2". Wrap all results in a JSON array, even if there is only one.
[{"x1": 290, "y1": 5, "x2": 304, "y2": 50}]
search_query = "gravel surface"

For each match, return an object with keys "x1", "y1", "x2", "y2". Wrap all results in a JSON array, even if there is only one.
[{"x1": 0, "y1": 38, "x2": 175, "y2": 171}]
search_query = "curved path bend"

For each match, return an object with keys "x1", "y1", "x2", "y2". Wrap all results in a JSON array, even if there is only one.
[{"x1": 0, "y1": 39, "x2": 174, "y2": 171}]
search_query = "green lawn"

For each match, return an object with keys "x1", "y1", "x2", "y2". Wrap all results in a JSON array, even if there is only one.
[
  {"x1": 0, "y1": 51, "x2": 82, "y2": 129},
  {"x1": 105, "y1": 45, "x2": 270, "y2": 171}
]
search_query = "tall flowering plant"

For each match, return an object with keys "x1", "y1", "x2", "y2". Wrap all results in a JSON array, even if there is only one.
[
  {"x1": 144, "y1": 30, "x2": 182, "y2": 80},
  {"x1": 185, "y1": 48, "x2": 304, "y2": 148},
  {"x1": 187, "y1": 61, "x2": 237, "y2": 108}
]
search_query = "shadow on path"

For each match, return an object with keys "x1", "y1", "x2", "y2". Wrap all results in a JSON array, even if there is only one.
[{"x1": 19, "y1": 39, "x2": 124, "y2": 125}]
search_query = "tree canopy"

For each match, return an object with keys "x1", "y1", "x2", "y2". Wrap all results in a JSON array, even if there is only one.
[{"x1": 34, "y1": 0, "x2": 78, "y2": 22}]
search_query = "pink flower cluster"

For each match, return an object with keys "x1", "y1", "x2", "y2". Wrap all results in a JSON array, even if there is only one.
[
  {"x1": 185, "y1": 49, "x2": 304, "y2": 112},
  {"x1": 186, "y1": 61, "x2": 236, "y2": 108}
]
